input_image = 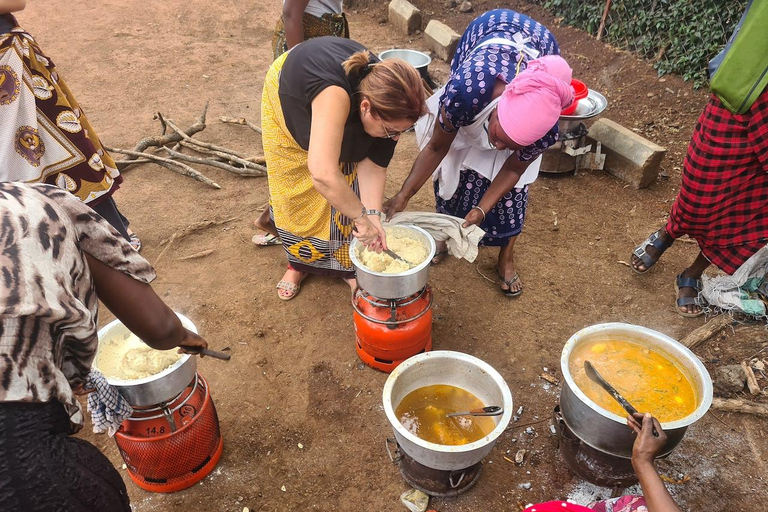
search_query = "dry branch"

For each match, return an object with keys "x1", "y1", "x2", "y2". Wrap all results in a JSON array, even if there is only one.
[
  {"x1": 164, "y1": 118, "x2": 251, "y2": 161},
  {"x1": 178, "y1": 140, "x2": 267, "y2": 173},
  {"x1": 711, "y1": 397, "x2": 768, "y2": 417},
  {"x1": 115, "y1": 158, "x2": 152, "y2": 170},
  {"x1": 680, "y1": 315, "x2": 732, "y2": 349},
  {"x1": 129, "y1": 102, "x2": 209, "y2": 159},
  {"x1": 741, "y1": 362, "x2": 761, "y2": 395},
  {"x1": 219, "y1": 116, "x2": 262, "y2": 134},
  {"x1": 161, "y1": 146, "x2": 265, "y2": 176},
  {"x1": 177, "y1": 249, "x2": 214, "y2": 261},
  {"x1": 155, "y1": 217, "x2": 238, "y2": 264},
  {"x1": 105, "y1": 147, "x2": 220, "y2": 189}
]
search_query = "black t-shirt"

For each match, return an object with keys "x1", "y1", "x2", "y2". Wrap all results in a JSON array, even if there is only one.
[{"x1": 278, "y1": 37, "x2": 397, "y2": 167}]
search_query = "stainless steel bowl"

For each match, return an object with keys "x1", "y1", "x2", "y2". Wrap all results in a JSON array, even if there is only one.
[
  {"x1": 560, "y1": 323, "x2": 713, "y2": 459},
  {"x1": 349, "y1": 224, "x2": 436, "y2": 299},
  {"x1": 94, "y1": 313, "x2": 198, "y2": 407},
  {"x1": 379, "y1": 49, "x2": 431, "y2": 73}
]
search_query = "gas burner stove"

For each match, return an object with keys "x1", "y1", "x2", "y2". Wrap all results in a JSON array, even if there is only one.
[
  {"x1": 388, "y1": 439, "x2": 483, "y2": 497},
  {"x1": 554, "y1": 405, "x2": 638, "y2": 489}
]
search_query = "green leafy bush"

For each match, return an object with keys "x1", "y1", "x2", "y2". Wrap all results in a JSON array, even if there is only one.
[{"x1": 532, "y1": 0, "x2": 746, "y2": 87}]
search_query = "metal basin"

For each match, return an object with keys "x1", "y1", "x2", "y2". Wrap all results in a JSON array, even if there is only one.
[
  {"x1": 380, "y1": 49, "x2": 431, "y2": 73},
  {"x1": 560, "y1": 323, "x2": 713, "y2": 459},
  {"x1": 94, "y1": 313, "x2": 198, "y2": 407},
  {"x1": 350, "y1": 224, "x2": 436, "y2": 299},
  {"x1": 382, "y1": 351, "x2": 514, "y2": 471}
]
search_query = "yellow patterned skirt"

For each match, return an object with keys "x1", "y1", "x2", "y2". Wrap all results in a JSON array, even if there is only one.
[{"x1": 261, "y1": 52, "x2": 358, "y2": 278}]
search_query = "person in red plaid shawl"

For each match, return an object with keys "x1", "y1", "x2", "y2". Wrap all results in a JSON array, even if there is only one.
[{"x1": 630, "y1": 2, "x2": 768, "y2": 317}]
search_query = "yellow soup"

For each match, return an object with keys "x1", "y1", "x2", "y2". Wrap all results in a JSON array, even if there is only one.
[
  {"x1": 395, "y1": 384, "x2": 496, "y2": 445},
  {"x1": 569, "y1": 339, "x2": 697, "y2": 422}
]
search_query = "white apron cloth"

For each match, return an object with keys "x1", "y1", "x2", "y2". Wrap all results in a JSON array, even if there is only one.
[{"x1": 414, "y1": 36, "x2": 543, "y2": 201}]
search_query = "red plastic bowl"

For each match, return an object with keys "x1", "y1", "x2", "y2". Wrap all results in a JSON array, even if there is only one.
[{"x1": 561, "y1": 79, "x2": 589, "y2": 115}]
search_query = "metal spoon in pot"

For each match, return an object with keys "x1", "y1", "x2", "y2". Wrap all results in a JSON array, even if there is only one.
[
  {"x1": 181, "y1": 347, "x2": 231, "y2": 361},
  {"x1": 446, "y1": 406, "x2": 503, "y2": 418},
  {"x1": 383, "y1": 248, "x2": 414, "y2": 267},
  {"x1": 583, "y1": 361, "x2": 659, "y2": 436}
]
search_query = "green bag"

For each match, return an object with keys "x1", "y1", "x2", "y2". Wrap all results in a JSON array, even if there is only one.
[{"x1": 709, "y1": 0, "x2": 768, "y2": 114}]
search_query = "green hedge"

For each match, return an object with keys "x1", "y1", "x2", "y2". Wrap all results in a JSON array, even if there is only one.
[{"x1": 533, "y1": 0, "x2": 747, "y2": 87}]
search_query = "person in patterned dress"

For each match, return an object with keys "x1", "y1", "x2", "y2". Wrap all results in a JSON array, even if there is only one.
[
  {"x1": 0, "y1": 182, "x2": 208, "y2": 512},
  {"x1": 384, "y1": 9, "x2": 574, "y2": 297},
  {"x1": 0, "y1": 2, "x2": 141, "y2": 250}
]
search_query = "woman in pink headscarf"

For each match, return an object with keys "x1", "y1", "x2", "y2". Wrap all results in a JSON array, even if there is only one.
[{"x1": 383, "y1": 9, "x2": 572, "y2": 297}]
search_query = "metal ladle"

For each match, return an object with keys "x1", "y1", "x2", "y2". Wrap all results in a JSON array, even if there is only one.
[
  {"x1": 383, "y1": 248, "x2": 414, "y2": 267},
  {"x1": 446, "y1": 405, "x2": 503, "y2": 418},
  {"x1": 584, "y1": 361, "x2": 659, "y2": 436}
]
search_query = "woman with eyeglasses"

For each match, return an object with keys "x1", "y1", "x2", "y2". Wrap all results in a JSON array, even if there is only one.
[
  {"x1": 261, "y1": 36, "x2": 426, "y2": 300},
  {"x1": 383, "y1": 9, "x2": 573, "y2": 298}
]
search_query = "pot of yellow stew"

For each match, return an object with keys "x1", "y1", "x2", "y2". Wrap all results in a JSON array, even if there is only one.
[{"x1": 560, "y1": 323, "x2": 713, "y2": 459}]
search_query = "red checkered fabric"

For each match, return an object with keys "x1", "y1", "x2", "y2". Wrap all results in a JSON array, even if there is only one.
[{"x1": 666, "y1": 87, "x2": 768, "y2": 275}]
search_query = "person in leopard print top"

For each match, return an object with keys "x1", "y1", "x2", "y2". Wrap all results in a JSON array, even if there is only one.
[{"x1": 0, "y1": 182, "x2": 208, "y2": 511}]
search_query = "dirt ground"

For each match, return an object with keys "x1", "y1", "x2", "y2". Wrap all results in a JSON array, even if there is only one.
[{"x1": 17, "y1": 1, "x2": 767, "y2": 510}]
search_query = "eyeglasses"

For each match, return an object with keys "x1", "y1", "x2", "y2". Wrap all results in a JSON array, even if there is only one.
[{"x1": 379, "y1": 117, "x2": 412, "y2": 139}]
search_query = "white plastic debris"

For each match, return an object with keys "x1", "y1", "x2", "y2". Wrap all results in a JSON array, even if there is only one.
[{"x1": 400, "y1": 488, "x2": 429, "y2": 512}]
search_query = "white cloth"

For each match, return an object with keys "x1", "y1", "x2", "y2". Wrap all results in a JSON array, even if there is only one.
[
  {"x1": 701, "y1": 244, "x2": 768, "y2": 319},
  {"x1": 415, "y1": 86, "x2": 542, "y2": 201},
  {"x1": 385, "y1": 212, "x2": 485, "y2": 263},
  {"x1": 85, "y1": 369, "x2": 134, "y2": 437}
]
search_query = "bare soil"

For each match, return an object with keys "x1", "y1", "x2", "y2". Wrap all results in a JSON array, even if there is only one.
[{"x1": 17, "y1": 1, "x2": 766, "y2": 511}]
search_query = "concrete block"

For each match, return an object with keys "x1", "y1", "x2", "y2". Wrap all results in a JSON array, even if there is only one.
[
  {"x1": 424, "y1": 20, "x2": 460, "y2": 61},
  {"x1": 388, "y1": 0, "x2": 421, "y2": 36},
  {"x1": 586, "y1": 118, "x2": 666, "y2": 189}
]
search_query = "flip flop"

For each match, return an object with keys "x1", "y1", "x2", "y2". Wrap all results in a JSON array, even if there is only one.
[
  {"x1": 252, "y1": 233, "x2": 282, "y2": 246},
  {"x1": 129, "y1": 233, "x2": 142, "y2": 252},
  {"x1": 498, "y1": 270, "x2": 523, "y2": 298},
  {"x1": 276, "y1": 267, "x2": 307, "y2": 301},
  {"x1": 674, "y1": 274, "x2": 704, "y2": 318}
]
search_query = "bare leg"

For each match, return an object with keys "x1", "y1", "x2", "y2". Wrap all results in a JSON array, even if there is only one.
[
  {"x1": 677, "y1": 252, "x2": 710, "y2": 315},
  {"x1": 496, "y1": 236, "x2": 522, "y2": 294},
  {"x1": 254, "y1": 208, "x2": 279, "y2": 238},
  {"x1": 431, "y1": 240, "x2": 448, "y2": 265}
]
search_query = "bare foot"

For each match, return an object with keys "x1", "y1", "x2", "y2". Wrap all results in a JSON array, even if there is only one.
[
  {"x1": 254, "y1": 208, "x2": 279, "y2": 238},
  {"x1": 431, "y1": 240, "x2": 448, "y2": 265}
]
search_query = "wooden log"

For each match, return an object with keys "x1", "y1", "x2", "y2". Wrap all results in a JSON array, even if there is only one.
[
  {"x1": 104, "y1": 147, "x2": 220, "y2": 189},
  {"x1": 178, "y1": 140, "x2": 267, "y2": 173},
  {"x1": 741, "y1": 362, "x2": 761, "y2": 395},
  {"x1": 711, "y1": 397, "x2": 768, "y2": 417},
  {"x1": 164, "y1": 118, "x2": 253, "y2": 162},
  {"x1": 680, "y1": 315, "x2": 732, "y2": 349}
]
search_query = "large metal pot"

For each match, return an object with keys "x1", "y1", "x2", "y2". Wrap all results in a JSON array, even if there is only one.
[
  {"x1": 379, "y1": 49, "x2": 437, "y2": 88},
  {"x1": 94, "y1": 313, "x2": 198, "y2": 407},
  {"x1": 560, "y1": 323, "x2": 713, "y2": 459},
  {"x1": 382, "y1": 351, "x2": 514, "y2": 471},
  {"x1": 350, "y1": 224, "x2": 436, "y2": 299}
]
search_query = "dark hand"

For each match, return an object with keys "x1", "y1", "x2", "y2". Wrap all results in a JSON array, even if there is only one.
[
  {"x1": 628, "y1": 413, "x2": 666, "y2": 466},
  {"x1": 177, "y1": 329, "x2": 209, "y2": 356},
  {"x1": 382, "y1": 192, "x2": 409, "y2": 218},
  {"x1": 462, "y1": 207, "x2": 485, "y2": 228}
]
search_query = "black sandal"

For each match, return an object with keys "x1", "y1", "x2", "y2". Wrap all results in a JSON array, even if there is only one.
[
  {"x1": 631, "y1": 229, "x2": 672, "y2": 274},
  {"x1": 674, "y1": 274, "x2": 705, "y2": 318},
  {"x1": 498, "y1": 270, "x2": 523, "y2": 298}
]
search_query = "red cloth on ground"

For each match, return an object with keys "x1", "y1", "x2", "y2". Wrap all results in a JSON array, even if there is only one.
[
  {"x1": 665, "y1": 87, "x2": 768, "y2": 275},
  {"x1": 523, "y1": 495, "x2": 648, "y2": 512}
]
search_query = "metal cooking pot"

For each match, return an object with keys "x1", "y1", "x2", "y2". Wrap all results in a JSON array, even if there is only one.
[
  {"x1": 383, "y1": 351, "x2": 513, "y2": 471},
  {"x1": 379, "y1": 49, "x2": 437, "y2": 89},
  {"x1": 560, "y1": 323, "x2": 713, "y2": 459},
  {"x1": 94, "y1": 313, "x2": 198, "y2": 407},
  {"x1": 349, "y1": 224, "x2": 436, "y2": 299}
]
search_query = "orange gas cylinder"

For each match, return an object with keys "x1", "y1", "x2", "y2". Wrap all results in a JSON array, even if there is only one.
[
  {"x1": 353, "y1": 287, "x2": 433, "y2": 372},
  {"x1": 114, "y1": 373, "x2": 223, "y2": 493}
]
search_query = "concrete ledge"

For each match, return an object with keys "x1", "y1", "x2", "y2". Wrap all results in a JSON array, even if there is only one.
[
  {"x1": 587, "y1": 118, "x2": 666, "y2": 189},
  {"x1": 424, "y1": 20, "x2": 460, "y2": 61},
  {"x1": 388, "y1": 0, "x2": 421, "y2": 36}
]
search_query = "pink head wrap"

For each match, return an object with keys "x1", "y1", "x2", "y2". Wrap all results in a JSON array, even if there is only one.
[{"x1": 497, "y1": 55, "x2": 574, "y2": 147}]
